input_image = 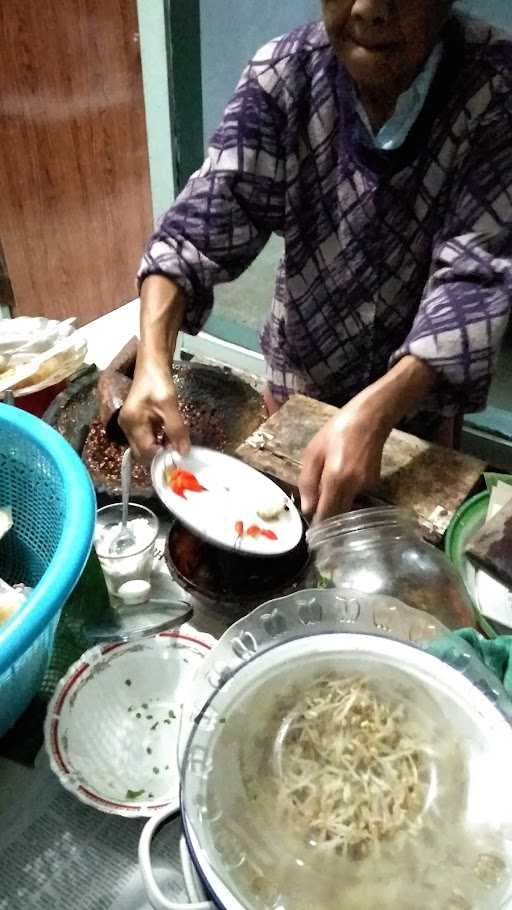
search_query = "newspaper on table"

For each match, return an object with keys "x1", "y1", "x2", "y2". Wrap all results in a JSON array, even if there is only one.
[{"x1": 0, "y1": 751, "x2": 188, "y2": 910}]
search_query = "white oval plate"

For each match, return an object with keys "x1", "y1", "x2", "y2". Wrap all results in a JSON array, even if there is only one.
[
  {"x1": 44, "y1": 626, "x2": 214, "y2": 817},
  {"x1": 151, "y1": 446, "x2": 303, "y2": 556}
]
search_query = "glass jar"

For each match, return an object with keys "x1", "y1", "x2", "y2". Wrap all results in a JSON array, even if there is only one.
[{"x1": 308, "y1": 506, "x2": 476, "y2": 630}]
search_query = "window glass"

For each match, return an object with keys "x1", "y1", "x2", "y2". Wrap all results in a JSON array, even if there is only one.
[{"x1": 199, "y1": 0, "x2": 319, "y2": 350}]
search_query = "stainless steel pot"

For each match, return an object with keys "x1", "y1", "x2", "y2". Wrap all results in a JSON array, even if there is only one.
[{"x1": 139, "y1": 591, "x2": 512, "y2": 910}]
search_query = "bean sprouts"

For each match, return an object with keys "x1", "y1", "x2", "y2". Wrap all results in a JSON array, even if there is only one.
[{"x1": 275, "y1": 674, "x2": 429, "y2": 859}]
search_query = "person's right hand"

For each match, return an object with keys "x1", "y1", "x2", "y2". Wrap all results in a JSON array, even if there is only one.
[{"x1": 119, "y1": 356, "x2": 190, "y2": 462}]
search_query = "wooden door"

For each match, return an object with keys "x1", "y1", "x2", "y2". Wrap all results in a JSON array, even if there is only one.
[{"x1": 0, "y1": 0, "x2": 153, "y2": 324}]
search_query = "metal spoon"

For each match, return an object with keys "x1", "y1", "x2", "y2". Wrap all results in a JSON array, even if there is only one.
[
  {"x1": 85, "y1": 602, "x2": 193, "y2": 644},
  {"x1": 291, "y1": 491, "x2": 310, "y2": 530},
  {"x1": 109, "y1": 448, "x2": 136, "y2": 555},
  {"x1": 165, "y1": 448, "x2": 178, "y2": 472}
]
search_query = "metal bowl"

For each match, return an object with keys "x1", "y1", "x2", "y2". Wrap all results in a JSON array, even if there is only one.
[
  {"x1": 139, "y1": 591, "x2": 512, "y2": 910},
  {"x1": 164, "y1": 520, "x2": 312, "y2": 617},
  {"x1": 181, "y1": 626, "x2": 512, "y2": 910}
]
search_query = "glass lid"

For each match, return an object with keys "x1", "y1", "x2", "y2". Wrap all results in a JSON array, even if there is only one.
[{"x1": 181, "y1": 634, "x2": 512, "y2": 910}]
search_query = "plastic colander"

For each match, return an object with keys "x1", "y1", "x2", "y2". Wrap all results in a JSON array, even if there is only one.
[{"x1": 0, "y1": 403, "x2": 95, "y2": 736}]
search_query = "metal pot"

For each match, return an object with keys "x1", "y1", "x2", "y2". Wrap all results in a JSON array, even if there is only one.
[
  {"x1": 164, "y1": 520, "x2": 312, "y2": 617},
  {"x1": 139, "y1": 591, "x2": 512, "y2": 910}
]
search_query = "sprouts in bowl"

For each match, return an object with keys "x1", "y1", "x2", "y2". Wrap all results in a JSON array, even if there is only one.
[
  {"x1": 272, "y1": 672, "x2": 433, "y2": 860},
  {"x1": 181, "y1": 634, "x2": 512, "y2": 910}
]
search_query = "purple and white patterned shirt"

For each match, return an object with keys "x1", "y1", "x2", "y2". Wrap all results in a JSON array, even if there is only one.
[{"x1": 140, "y1": 14, "x2": 512, "y2": 415}]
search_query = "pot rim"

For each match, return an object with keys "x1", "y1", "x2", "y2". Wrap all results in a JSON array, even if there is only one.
[{"x1": 164, "y1": 522, "x2": 311, "y2": 611}]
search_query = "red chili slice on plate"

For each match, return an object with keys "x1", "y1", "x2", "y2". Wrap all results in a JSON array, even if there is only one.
[{"x1": 166, "y1": 467, "x2": 206, "y2": 498}]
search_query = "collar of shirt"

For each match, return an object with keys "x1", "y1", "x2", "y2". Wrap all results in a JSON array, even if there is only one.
[{"x1": 354, "y1": 42, "x2": 443, "y2": 151}]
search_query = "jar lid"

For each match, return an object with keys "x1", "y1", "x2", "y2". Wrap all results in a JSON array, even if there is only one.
[{"x1": 182, "y1": 633, "x2": 512, "y2": 910}]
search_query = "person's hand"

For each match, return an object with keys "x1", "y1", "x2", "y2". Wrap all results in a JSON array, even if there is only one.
[
  {"x1": 299, "y1": 356, "x2": 437, "y2": 523},
  {"x1": 299, "y1": 397, "x2": 387, "y2": 523},
  {"x1": 119, "y1": 356, "x2": 190, "y2": 462}
]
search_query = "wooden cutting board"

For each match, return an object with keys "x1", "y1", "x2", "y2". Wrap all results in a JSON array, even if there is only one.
[{"x1": 237, "y1": 394, "x2": 485, "y2": 542}]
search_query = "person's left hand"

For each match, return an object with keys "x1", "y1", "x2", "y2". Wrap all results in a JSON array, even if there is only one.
[
  {"x1": 299, "y1": 356, "x2": 437, "y2": 522},
  {"x1": 299, "y1": 397, "x2": 388, "y2": 523}
]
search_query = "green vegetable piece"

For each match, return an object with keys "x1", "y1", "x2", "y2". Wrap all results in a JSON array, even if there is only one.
[{"x1": 126, "y1": 788, "x2": 145, "y2": 800}]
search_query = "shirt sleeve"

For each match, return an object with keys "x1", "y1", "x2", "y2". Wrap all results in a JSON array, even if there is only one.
[
  {"x1": 390, "y1": 96, "x2": 512, "y2": 415},
  {"x1": 138, "y1": 60, "x2": 286, "y2": 335}
]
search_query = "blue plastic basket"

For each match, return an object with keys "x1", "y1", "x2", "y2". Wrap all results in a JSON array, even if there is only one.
[{"x1": 0, "y1": 403, "x2": 95, "y2": 736}]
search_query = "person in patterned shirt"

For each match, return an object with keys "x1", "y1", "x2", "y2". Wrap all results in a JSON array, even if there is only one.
[{"x1": 121, "y1": 0, "x2": 512, "y2": 521}]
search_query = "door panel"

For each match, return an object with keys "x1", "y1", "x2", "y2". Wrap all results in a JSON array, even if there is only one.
[{"x1": 0, "y1": 0, "x2": 152, "y2": 324}]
